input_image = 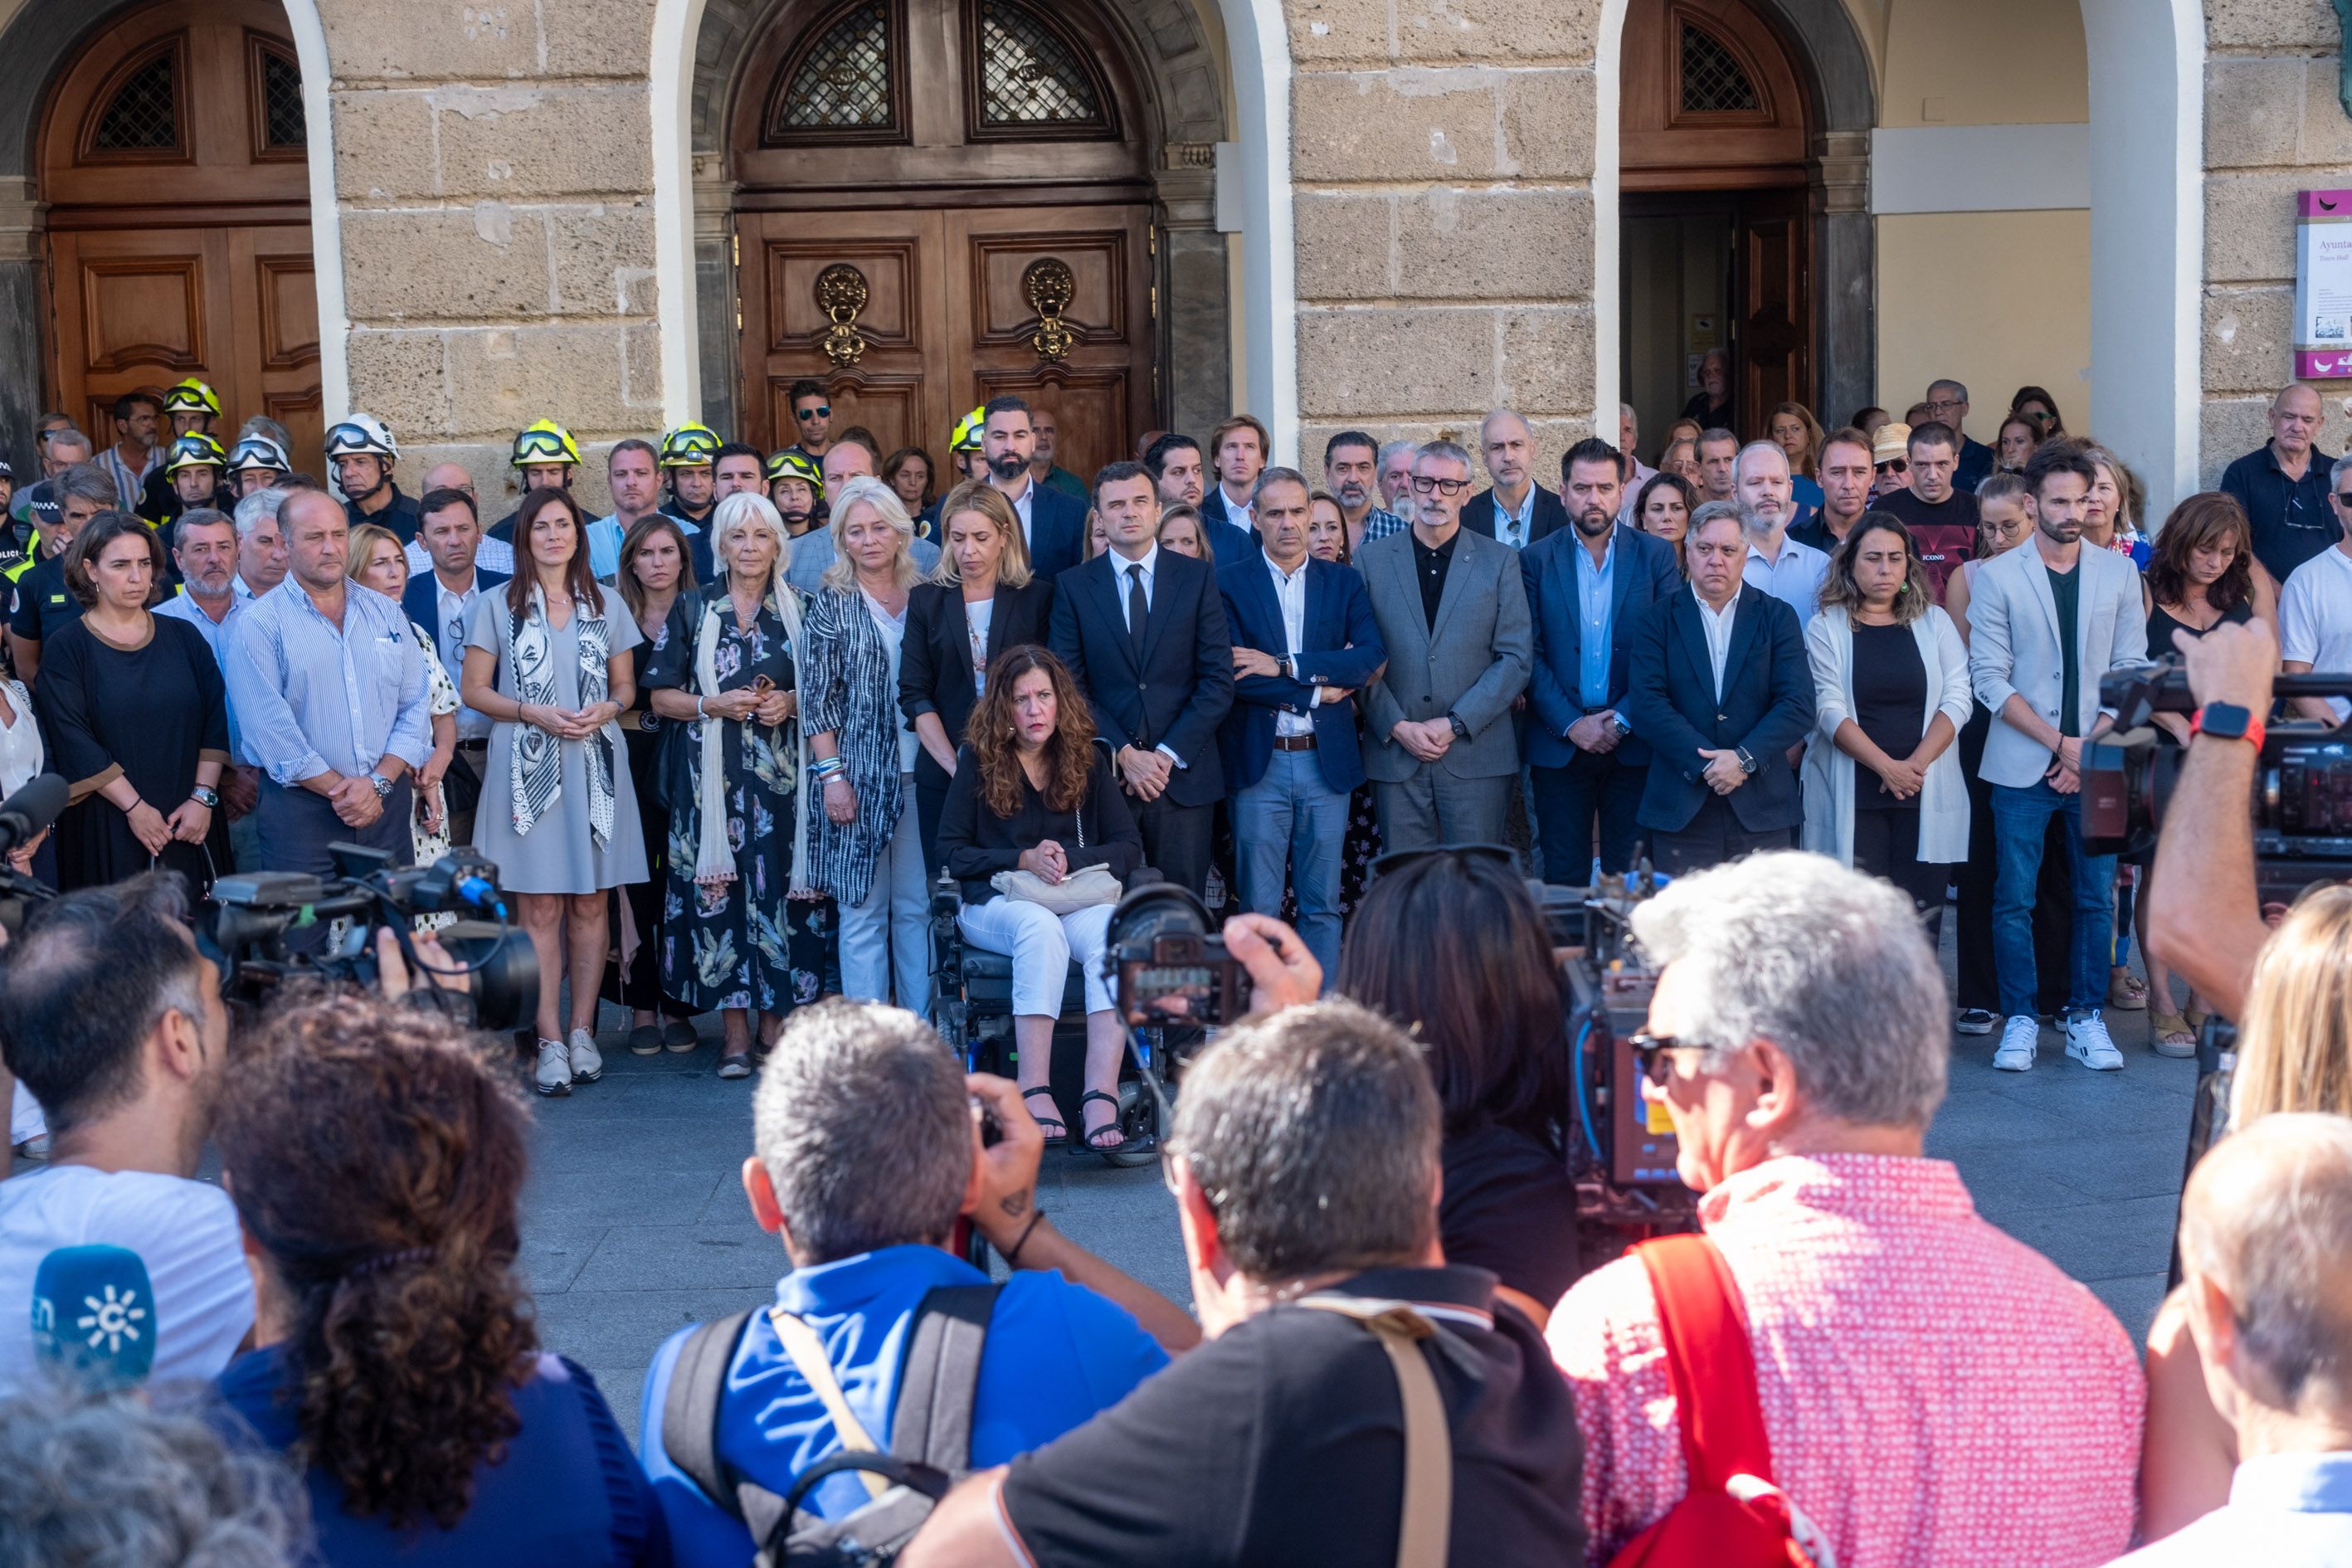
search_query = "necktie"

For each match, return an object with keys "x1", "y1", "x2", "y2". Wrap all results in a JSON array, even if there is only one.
[{"x1": 1126, "y1": 562, "x2": 1148, "y2": 657}]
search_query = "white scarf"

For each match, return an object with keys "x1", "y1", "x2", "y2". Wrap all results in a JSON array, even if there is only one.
[
  {"x1": 508, "y1": 582, "x2": 614, "y2": 848},
  {"x1": 692, "y1": 571, "x2": 811, "y2": 891}
]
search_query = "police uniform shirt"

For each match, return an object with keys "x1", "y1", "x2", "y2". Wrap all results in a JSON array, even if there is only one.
[{"x1": 7, "y1": 554, "x2": 85, "y2": 647}]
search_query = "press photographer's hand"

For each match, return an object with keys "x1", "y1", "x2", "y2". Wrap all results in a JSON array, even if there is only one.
[
  {"x1": 1222, "y1": 913, "x2": 1322, "y2": 1012},
  {"x1": 2176, "y1": 618, "x2": 2278, "y2": 714}
]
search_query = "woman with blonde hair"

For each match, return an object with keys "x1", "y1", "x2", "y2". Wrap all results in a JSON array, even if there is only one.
[
  {"x1": 801, "y1": 475, "x2": 932, "y2": 1015},
  {"x1": 348, "y1": 521, "x2": 460, "y2": 882},
  {"x1": 640, "y1": 489, "x2": 825, "y2": 1077}
]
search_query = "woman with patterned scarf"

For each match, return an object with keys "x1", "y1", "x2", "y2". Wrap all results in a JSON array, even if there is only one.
[
  {"x1": 641, "y1": 490, "x2": 829, "y2": 1079},
  {"x1": 460, "y1": 486, "x2": 649, "y2": 1098}
]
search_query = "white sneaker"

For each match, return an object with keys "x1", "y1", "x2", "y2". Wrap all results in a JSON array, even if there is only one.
[
  {"x1": 1993, "y1": 1015, "x2": 2039, "y2": 1071},
  {"x1": 567, "y1": 1027, "x2": 604, "y2": 1083},
  {"x1": 2065, "y1": 1010, "x2": 2124, "y2": 1071},
  {"x1": 534, "y1": 1039, "x2": 573, "y2": 1096}
]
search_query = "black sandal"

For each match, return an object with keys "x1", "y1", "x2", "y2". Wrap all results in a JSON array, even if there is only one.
[
  {"x1": 1079, "y1": 1089, "x2": 1126, "y2": 1152},
  {"x1": 1022, "y1": 1086, "x2": 1069, "y2": 1147}
]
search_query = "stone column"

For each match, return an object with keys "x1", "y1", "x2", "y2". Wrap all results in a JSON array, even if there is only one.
[
  {"x1": 0, "y1": 178, "x2": 46, "y2": 478},
  {"x1": 1157, "y1": 145, "x2": 1228, "y2": 444},
  {"x1": 317, "y1": 0, "x2": 665, "y2": 517},
  {"x1": 1811, "y1": 128, "x2": 1872, "y2": 432}
]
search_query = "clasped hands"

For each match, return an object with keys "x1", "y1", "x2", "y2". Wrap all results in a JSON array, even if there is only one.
[
  {"x1": 1017, "y1": 838, "x2": 1069, "y2": 884},
  {"x1": 520, "y1": 699, "x2": 626, "y2": 741},
  {"x1": 701, "y1": 684, "x2": 796, "y2": 727}
]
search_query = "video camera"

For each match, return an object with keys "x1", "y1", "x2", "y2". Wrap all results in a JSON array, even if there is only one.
[
  {"x1": 201, "y1": 843, "x2": 538, "y2": 1033},
  {"x1": 2082, "y1": 660, "x2": 2352, "y2": 904}
]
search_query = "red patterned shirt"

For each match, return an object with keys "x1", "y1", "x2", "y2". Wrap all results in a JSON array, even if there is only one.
[{"x1": 1547, "y1": 1154, "x2": 2144, "y2": 1566}]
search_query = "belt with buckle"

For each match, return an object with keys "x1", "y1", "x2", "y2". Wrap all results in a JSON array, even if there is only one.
[
  {"x1": 455, "y1": 738, "x2": 488, "y2": 752},
  {"x1": 1272, "y1": 733, "x2": 1317, "y2": 752}
]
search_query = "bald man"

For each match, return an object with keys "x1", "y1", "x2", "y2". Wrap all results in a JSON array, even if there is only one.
[
  {"x1": 1462, "y1": 408, "x2": 1565, "y2": 551},
  {"x1": 2222, "y1": 383, "x2": 2337, "y2": 583}
]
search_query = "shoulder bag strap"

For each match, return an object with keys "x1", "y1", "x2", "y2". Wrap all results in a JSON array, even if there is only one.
[
  {"x1": 1634, "y1": 1233, "x2": 1777, "y2": 1493},
  {"x1": 660, "y1": 1309, "x2": 757, "y2": 1515},
  {"x1": 888, "y1": 1284, "x2": 1002, "y2": 1472},
  {"x1": 768, "y1": 1307, "x2": 891, "y2": 1502},
  {"x1": 1295, "y1": 1296, "x2": 1451, "y2": 1568}
]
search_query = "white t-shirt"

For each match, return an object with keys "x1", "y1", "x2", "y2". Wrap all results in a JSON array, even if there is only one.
[
  {"x1": 2279, "y1": 546, "x2": 2352, "y2": 720},
  {"x1": 0, "y1": 1165, "x2": 253, "y2": 1390}
]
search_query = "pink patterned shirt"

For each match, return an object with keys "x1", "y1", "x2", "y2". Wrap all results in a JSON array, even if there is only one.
[{"x1": 1547, "y1": 1154, "x2": 2144, "y2": 1566}]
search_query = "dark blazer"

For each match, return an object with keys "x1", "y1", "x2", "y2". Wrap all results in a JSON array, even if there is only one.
[
  {"x1": 402, "y1": 563, "x2": 511, "y2": 635},
  {"x1": 1048, "y1": 547, "x2": 1235, "y2": 809},
  {"x1": 1954, "y1": 436, "x2": 1996, "y2": 494},
  {"x1": 1195, "y1": 489, "x2": 1264, "y2": 564},
  {"x1": 1622, "y1": 584, "x2": 1814, "y2": 834},
  {"x1": 1520, "y1": 523, "x2": 1681, "y2": 770},
  {"x1": 937, "y1": 743, "x2": 1143, "y2": 905},
  {"x1": 1216, "y1": 553, "x2": 1386, "y2": 795},
  {"x1": 1024, "y1": 484, "x2": 1088, "y2": 582},
  {"x1": 1462, "y1": 485, "x2": 1569, "y2": 548},
  {"x1": 898, "y1": 576, "x2": 1055, "y2": 796}
]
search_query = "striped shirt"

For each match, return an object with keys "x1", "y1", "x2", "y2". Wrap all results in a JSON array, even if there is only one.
[{"x1": 223, "y1": 577, "x2": 432, "y2": 786}]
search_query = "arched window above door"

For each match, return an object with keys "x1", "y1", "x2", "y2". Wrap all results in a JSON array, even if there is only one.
[
  {"x1": 1678, "y1": 22, "x2": 1760, "y2": 116},
  {"x1": 766, "y1": 0, "x2": 905, "y2": 144},
  {"x1": 971, "y1": 0, "x2": 1114, "y2": 137},
  {"x1": 86, "y1": 41, "x2": 185, "y2": 158}
]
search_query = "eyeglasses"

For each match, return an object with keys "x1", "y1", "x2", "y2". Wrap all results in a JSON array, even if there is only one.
[
  {"x1": 796, "y1": 405, "x2": 832, "y2": 420},
  {"x1": 1409, "y1": 475, "x2": 1472, "y2": 497},
  {"x1": 1627, "y1": 1031, "x2": 1714, "y2": 1086},
  {"x1": 1367, "y1": 842, "x2": 1515, "y2": 882},
  {"x1": 1923, "y1": 398, "x2": 1963, "y2": 413}
]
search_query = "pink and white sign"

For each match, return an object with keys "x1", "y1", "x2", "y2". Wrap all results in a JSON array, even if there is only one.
[{"x1": 2296, "y1": 190, "x2": 2352, "y2": 377}]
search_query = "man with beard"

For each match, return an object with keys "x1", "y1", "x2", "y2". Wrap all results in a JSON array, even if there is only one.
[
  {"x1": 1145, "y1": 431, "x2": 1206, "y2": 510},
  {"x1": 1734, "y1": 441, "x2": 1829, "y2": 631},
  {"x1": 1326, "y1": 431, "x2": 1409, "y2": 554},
  {"x1": 153, "y1": 507, "x2": 257, "y2": 844},
  {"x1": 1520, "y1": 439, "x2": 1681, "y2": 879},
  {"x1": 982, "y1": 395, "x2": 1084, "y2": 581}
]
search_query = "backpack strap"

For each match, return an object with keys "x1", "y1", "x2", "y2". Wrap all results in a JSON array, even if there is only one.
[
  {"x1": 660, "y1": 1309, "x2": 758, "y2": 1513},
  {"x1": 887, "y1": 1284, "x2": 1001, "y2": 1473},
  {"x1": 1634, "y1": 1234, "x2": 1777, "y2": 1494},
  {"x1": 1295, "y1": 1296, "x2": 1452, "y2": 1568},
  {"x1": 768, "y1": 1307, "x2": 892, "y2": 1502}
]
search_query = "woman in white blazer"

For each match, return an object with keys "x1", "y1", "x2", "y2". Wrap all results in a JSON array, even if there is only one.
[{"x1": 1802, "y1": 517, "x2": 1974, "y2": 934}]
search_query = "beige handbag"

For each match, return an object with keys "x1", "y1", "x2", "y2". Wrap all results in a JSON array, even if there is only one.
[{"x1": 989, "y1": 801, "x2": 1122, "y2": 913}]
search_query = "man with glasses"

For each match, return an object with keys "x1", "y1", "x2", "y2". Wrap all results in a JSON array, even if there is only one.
[
  {"x1": 1923, "y1": 378, "x2": 1994, "y2": 492},
  {"x1": 1873, "y1": 421, "x2": 1979, "y2": 604},
  {"x1": 1623, "y1": 500, "x2": 1813, "y2": 875},
  {"x1": 1551, "y1": 851, "x2": 2141, "y2": 1567},
  {"x1": 1356, "y1": 440, "x2": 1531, "y2": 851},
  {"x1": 1324, "y1": 430, "x2": 1408, "y2": 555},
  {"x1": 327, "y1": 413, "x2": 418, "y2": 543},
  {"x1": 660, "y1": 421, "x2": 723, "y2": 538},
  {"x1": 2222, "y1": 382, "x2": 2338, "y2": 584},
  {"x1": 785, "y1": 378, "x2": 835, "y2": 462},
  {"x1": 1870, "y1": 420, "x2": 1912, "y2": 499}
]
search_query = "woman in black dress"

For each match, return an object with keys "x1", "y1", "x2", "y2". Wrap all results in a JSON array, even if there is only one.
[
  {"x1": 2138, "y1": 493, "x2": 2272, "y2": 1054},
  {"x1": 1303, "y1": 493, "x2": 1381, "y2": 919},
  {"x1": 37, "y1": 511, "x2": 230, "y2": 892}
]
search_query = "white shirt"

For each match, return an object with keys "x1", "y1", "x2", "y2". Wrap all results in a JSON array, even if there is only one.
[
  {"x1": 965, "y1": 597, "x2": 995, "y2": 695},
  {"x1": 1264, "y1": 551, "x2": 1316, "y2": 738},
  {"x1": 1693, "y1": 585, "x2": 1738, "y2": 700},
  {"x1": 864, "y1": 591, "x2": 920, "y2": 773},
  {"x1": 1492, "y1": 485, "x2": 1539, "y2": 550},
  {"x1": 1107, "y1": 543, "x2": 1186, "y2": 768},
  {"x1": 1741, "y1": 533, "x2": 1832, "y2": 628},
  {"x1": 2281, "y1": 545, "x2": 2352, "y2": 720},
  {"x1": 432, "y1": 570, "x2": 496, "y2": 741},
  {"x1": 1220, "y1": 485, "x2": 1256, "y2": 536},
  {"x1": 0, "y1": 1165, "x2": 255, "y2": 1390},
  {"x1": 1003, "y1": 476, "x2": 1037, "y2": 549},
  {"x1": 0, "y1": 676, "x2": 42, "y2": 796}
]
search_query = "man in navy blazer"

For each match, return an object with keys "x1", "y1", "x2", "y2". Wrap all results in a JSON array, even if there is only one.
[
  {"x1": 1622, "y1": 502, "x2": 1814, "y2": 875},
  {"x1": 402, "y1": 485, "x2": 509, "y2": 843},
  {"x1": 1049, "y1": 461, "x2": 1235, "y2": 896},
  {"x1": 979, "y1": 396, "x2": 1086, "y2": 582},
  {"x1": 1461, "y1": 409, "x2": 1569, "y2": 551},
  {"x1": 1217, "y1": 467, "x2": 1386, "y2": 976},
  {"x1": 1522, "y1": 438, "x2": 1682, "y2": 882}
]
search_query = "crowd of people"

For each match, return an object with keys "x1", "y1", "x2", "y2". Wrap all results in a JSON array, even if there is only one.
[{"x1": 7, "y1": 366, "x2": 2352, "y2": 1563}]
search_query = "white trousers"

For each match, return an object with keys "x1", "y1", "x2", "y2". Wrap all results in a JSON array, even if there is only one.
[
  {"x1": 840, "y1": 780, "x2": 933, "y2": 1019},
  {"x1": 955, "y1": 897, "x2": 1117, "y2": 1018}
]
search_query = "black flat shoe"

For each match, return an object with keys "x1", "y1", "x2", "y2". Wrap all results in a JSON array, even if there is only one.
[
  {"x1": 627, "y1": 1024, "x2": 664, "y2": 1055},
  {"x1": 663, "y1": 1017, "x2": 700, "y2": 1051}
]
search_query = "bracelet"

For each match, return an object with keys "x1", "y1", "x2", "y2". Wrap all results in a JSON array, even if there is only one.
[
  {"x1": 1005, "y1": 1208, "x2": 1046, "y2": 1266},
  {"x1": 695, "y1": 695, "x2": 707, "y2": 719}
]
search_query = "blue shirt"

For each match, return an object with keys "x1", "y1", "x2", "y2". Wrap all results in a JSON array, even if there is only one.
[
  {"x1": 1573, "y1": 533, "x2": 1616, "y2": 708},
  {"x1": 155, "y1": 590, "x2": 246, "y2": 763},
  {"x1": 224, "y1": 578, "x2": 432, "y2": 786},
  {"x1": 2222, "y1": 441, "x2": 2340, "y2": 585},
  {"x1": 2109, "y1": 1451, "x2": 2352, "y2": 1566},
  {"x1": 1741, "y1": 533, "x2": 1832, "y2": 628},
  {"x1": 639, "y1": 1244, "x2": 1168, "y2": 1568},
  {"x1": 587, "y1": 513, "x2": 687, "y2": 581}
]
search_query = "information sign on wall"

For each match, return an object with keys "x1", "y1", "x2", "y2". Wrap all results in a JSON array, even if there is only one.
[{"x1": 2296, "y1": 190, "x2": 2352, "y2": 377}]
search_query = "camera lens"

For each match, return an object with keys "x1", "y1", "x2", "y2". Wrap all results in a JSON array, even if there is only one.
[{"x1": 435, "y1": 921, "x2": 540, "y2": 1035}]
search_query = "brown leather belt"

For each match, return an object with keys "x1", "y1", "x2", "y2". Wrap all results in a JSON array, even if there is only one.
[{"x1": 1272, "y1": 733, "x2": 1317, "y2": 752}]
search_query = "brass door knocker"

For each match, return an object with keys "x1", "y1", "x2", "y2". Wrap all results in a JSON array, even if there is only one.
[
  {"x1": 1025, "y1": 257, "x2": 1077, "y2": 363},
  {"x1": 816, "y1": 263, "x2": 870, "y2": 368}
]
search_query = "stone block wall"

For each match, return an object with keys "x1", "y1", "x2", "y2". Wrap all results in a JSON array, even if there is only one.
[
  {"x1": 2202, "y1": 1, "x2": 2352, "y2": 477},
  {"x1": 1285, "y1": 0, "x2": 1601, "y2": 478},
  {"x1": 318, "y1": 0, "x2": 664, "y2": 517}
]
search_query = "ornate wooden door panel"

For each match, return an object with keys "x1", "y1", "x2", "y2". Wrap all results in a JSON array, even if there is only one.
[{"x1": 1735, "y1": 189, "x2": 1807, "y2": 427}]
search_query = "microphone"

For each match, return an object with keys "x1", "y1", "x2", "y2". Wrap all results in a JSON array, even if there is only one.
[
  {"x1": 0, "y1": 773, "x2": 68, "y2": 857},
  {"x1": 32, "y1": 1244, "x2": 157, "y2": 1387}
]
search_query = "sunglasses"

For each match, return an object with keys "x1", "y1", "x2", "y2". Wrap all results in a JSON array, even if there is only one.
[
  {"x1": 1875, "y1": 459, "x2": 1909, "y2": 475},
  {"x1": 1367, "y1": 842, "x2": 1515, "y2": 882},
  {"x1": 2337, "y1": 493, "x2": 2352, "y2": 506},
  {"x1": 796, "y1": 405, "x2": 832, "y2": 420},
  {"x1": 1627, "y1": 1031, "x2": 1715, "y2": 1085},
  {"x1": 1410, "y1": 475, "x2": 1472, "y2": 496}
]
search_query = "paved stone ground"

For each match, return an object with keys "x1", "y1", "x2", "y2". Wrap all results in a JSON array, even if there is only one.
[{"x1": 528, "y1": 973, "x2": 2200, "y2": 1445}]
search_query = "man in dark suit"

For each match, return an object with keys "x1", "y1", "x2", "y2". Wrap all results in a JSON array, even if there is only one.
[
  {"x1": 983, "y1": 395, "x2": 1086, "y2": 581},
  {"x1": 1049, "y1": 461, "x2": 1235, "y2": 895},
  {"x1": 1149, "y1": 431, "x2": 1254, "y2": 562},
  {"x1": 1623, "y1": 502, "x2": 1814, "y2": 875},
  {"x1": 1196, "y1": 414, "x2": 1270, "y2": 543},
  {"x1": 1217, "y1": 466, "x2": 1386, "y2": 976},
  {"x1": 404, "y1": 485, "x2": 509, "y2": 845},
  {"x1": 1461, "y1": 408, "x2": 1568, "y2": 552},
  {"x1": 1522, "y1": 437, "x2": 1682, "y2": 882}
]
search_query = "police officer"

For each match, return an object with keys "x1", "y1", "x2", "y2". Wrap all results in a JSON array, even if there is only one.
[
  {"x1": 226, "y1": 432, "x2": 293, "y2": 500},
  {"x1": 487, "y1": 418, "x2": 582, "y2": 542},
  {"x1": 329, "y1": 413, "x2": 419, "y2": 543}
]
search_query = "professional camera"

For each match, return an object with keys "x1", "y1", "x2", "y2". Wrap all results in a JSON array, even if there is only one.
[
  {"x1": 2082, "y1": 660, "x2": 2352, "y2": 903},
  {"x1": 201, "y1": 844, "x2": 538, "y2": 1033},
  {"x1": 1106, "y1": 879, "x2": 1251, "y2": 1030}
]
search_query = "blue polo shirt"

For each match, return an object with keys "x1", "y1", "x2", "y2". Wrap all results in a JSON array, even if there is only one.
[
  {"x1": 639, "y1": 1244, "x2": 1169, "y2": 1568},
  {"x1": 2221, "y1": 441, "x2": 2339, "y2": 584}
]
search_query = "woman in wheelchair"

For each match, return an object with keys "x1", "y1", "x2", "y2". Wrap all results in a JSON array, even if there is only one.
[{"x1": 937, "y1": 645, "x2": 1141, "y2": 1149}]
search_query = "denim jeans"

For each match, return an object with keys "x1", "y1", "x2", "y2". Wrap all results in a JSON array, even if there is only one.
[
  {"x1": 1233, "y1": 747, "x2": 1350, "y2": 981},
  {"x1": 1989, "y1": 779, "x2": 2116, "y2": 1018}
]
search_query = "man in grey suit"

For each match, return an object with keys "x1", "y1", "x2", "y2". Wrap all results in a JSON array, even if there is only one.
[
  {"x1": 1356, "y1": 439, "x2": 1533, "y2": 849},
  {"x1": 1967, "y1": 442, "x2": 2150, "y2": 1076}
]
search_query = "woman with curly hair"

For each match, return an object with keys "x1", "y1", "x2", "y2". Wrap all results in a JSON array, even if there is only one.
[
  {"x1": 212, "y1": 990, "x2": 662, "y2": 1565},
  {"x1": 936, "y1": 644, "x2": 1142, "y2": 1148}
]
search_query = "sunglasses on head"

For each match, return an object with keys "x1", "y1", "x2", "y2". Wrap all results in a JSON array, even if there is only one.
[
  {"x1": 1367, "y1": 842, "x2": 1516, "y2": 883},
  {"x1": 796, "y1": 405, "x2": 831, "y2": 420}
]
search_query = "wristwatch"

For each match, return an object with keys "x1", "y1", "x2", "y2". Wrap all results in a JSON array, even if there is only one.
[
  {"x1": 188, "y1": 784, "x2": 219, "y2": 809},
  {"x1": 366, "y1": 771, "x2": 393, "y2": 800},
  {"x1": 2189, "y1": 702, "x2": 2264, "y2": 752},
  {"x1": 1447, "y1": 713, "x2": 1471, "y2": 743},
  {"x1": 1278, "y1": 654, "x2": 1297, "y2": 681},
  {"x1": 1736, "y1": 746, "x2": 1760, "y2": 776}
]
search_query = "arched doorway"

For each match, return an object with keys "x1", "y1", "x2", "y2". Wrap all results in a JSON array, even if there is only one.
[
  {"x1": 37, "y1": 0, "x2": 321, "y2": 460},
  {"x1": 721, "y1": 0, "x2": 1197, "y2": 480},
  {"x1": 1617, "y1": 0, "x2": 1814, "y2": 445}
]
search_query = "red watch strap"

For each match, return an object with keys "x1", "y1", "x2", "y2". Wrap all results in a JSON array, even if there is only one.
[{"x1": 2189, "y1": 707, "x2": 2265, "y2": 752}]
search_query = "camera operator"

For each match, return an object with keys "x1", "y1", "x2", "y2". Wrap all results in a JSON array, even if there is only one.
[{"x1": 903, "y1": 998, "x2": 1586, "y2": 1568}]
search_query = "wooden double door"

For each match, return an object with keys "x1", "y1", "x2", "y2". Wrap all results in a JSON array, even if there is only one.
[
  {"x1": 738, "y1": 203, "x2": 1154, "y2": 485},
  {"x1": 41, "y1": 0, "x2": 322, "y2": 463}
]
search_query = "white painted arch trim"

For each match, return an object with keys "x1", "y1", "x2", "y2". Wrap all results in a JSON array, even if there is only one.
[
  {"x1": 281, "y1": 0, "x2": 349, "y2": 423},
  {"x1": 645, "y1": 0, "x2": 1298, "y2": 459}
]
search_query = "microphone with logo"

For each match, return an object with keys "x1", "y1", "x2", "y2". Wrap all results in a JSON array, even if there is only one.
[{"x1": 32, "y1": 1244, "x2": 157, "y2": 1387}]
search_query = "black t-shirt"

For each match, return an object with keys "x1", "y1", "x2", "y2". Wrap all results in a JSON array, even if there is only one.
[
  {"x1": 1873, "y1": 488, "x2": 1979, "y2": 603},
  {"x1": 2048, "y1": 562, "x2": 2081, "y2": 739},
  {"x1": 1412, "y1": 529, "x2": 1458, "y2": 630},
  {"x1": 1439, "y1": 1124, "x2": 1580, "y2": 1309},
  {"x1": 7, "y1": 555, "x2": 83, "y2": 645},
  {"x1": 1850, "y1": 621, "x2": 1926, "y2": 807},
  {"x1": 999, "y1": 1265, "x2": 1586, "y2": 1568}
]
